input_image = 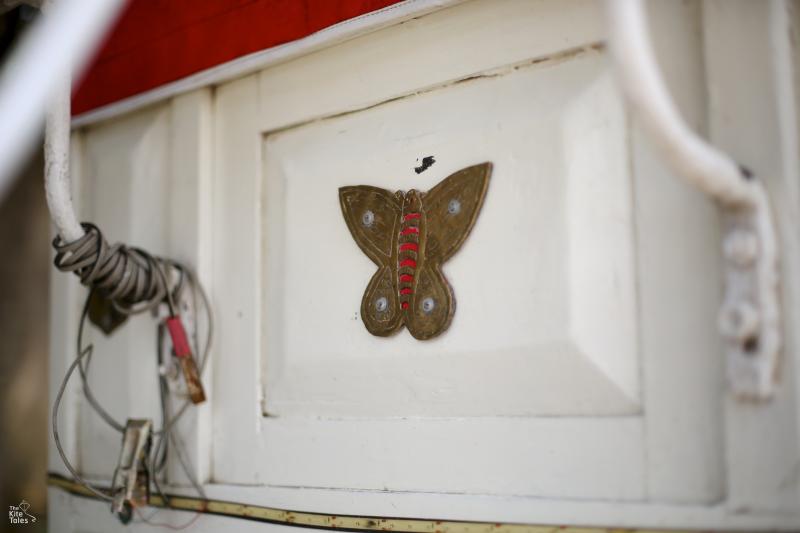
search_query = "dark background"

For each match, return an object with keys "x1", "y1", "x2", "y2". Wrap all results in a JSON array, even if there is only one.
[{"x1": 0, "y1": 4, "x2": 50, "y2": 531}]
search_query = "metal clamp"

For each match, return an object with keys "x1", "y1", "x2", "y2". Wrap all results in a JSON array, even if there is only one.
[{"x1": 111, "y1": 419, "x2": 152, "y2": 524}]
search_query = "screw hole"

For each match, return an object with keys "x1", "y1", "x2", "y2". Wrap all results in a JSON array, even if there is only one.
[
  {"x1": 362, "y1": 210, "x2": 375, "y2": 227},
  {"x1": 448, "y1": 199, "x2": 461, "y2": 215},
  {"x1": 374, "y1": 296, "x2": 388, "y2": 312},
  {"x1": 743, "y1": 336, "x2": 760, "y2": 354}
]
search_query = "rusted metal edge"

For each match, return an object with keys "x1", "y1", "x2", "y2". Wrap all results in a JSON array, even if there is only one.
[{"x1": 48, "y1": 472, "x2": 689, "y2": 533}]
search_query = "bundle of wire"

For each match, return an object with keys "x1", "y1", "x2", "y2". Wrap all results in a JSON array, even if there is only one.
[{"x1": 50, "y1": 222, "x2": 213, "y2": 524}]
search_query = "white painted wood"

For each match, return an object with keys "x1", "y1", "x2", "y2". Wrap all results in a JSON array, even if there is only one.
[
  {"x1": 261, "y1": 50, "x2": 639, "y2": 418},
  {"x1": 211, "y1": 0, "x2": 733, "y2": 509},
  {"x1": 48, "y1": 0, "x2": 800, "y2": 530},
  {"x1": 53, "y1": 99, "x2": 215, "y2": 493},
  {"x1": 166, "y1": 89, "x2": 215, "y2": 486},
  {"x1": 210, "y1": 73, "x2": 263, "y2": 485},
  {"x1": 248, "y1": 417, "x2": 644, "y2": 499},
  {"x1": 703, "y1": 0, "x2": 800, "y2": 513},
  {"x1": 634, "y1": 0, "x2": 725, "y2": 503},
  {"x1": 209, "y1": 1, "x2": 649, "y2": 502},
  {"x1": 76, "y1": 107, "x2": 172, "y2": 478},
  {"x1": 256, "y1": 0, "x2": 605, "y2": 134}
]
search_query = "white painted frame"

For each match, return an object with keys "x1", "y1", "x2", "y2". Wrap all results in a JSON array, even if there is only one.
[
  {"x1": 211, "y1": 0, "x2": 724, "y2": 515},
  {"x1": 49, "y1": 0, "x2": 800, "y2": 530}
]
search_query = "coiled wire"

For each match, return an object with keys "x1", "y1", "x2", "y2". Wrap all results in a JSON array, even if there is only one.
[{"x1": 52, "y1": 222, "x2": 181, "y2": 315}]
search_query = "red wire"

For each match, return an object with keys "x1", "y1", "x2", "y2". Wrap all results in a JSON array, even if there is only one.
[{"x1": 135, "y1": 507, "x2": 202, "y2": 530}]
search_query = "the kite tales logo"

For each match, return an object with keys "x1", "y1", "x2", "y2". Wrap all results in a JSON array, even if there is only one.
[{"x1": 8, "y1": 500, "x2": 36, "y2": 525}]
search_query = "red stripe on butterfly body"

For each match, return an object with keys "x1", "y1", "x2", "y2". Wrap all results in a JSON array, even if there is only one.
[{"x1": 398, "y1": 204, "x2": 423, "y2": 308}]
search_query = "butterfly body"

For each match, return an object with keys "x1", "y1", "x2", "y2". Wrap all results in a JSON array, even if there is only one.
[{"x1": 339, "y1": 163, "x2": 491, "y2": 340}]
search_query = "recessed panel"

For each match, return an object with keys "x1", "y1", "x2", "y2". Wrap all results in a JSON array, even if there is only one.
[{"x1": 261, "y1": 51, "x2": 638, "y2": 417}]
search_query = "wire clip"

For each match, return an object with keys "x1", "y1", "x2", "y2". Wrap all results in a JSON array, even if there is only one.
[
  {"x1": 718, "y1": 189, "x2": 781, "y2": 400},
  {"x1": 165, "y1": 316, "x2": 206, "y2": 404},
  {"x1": 111, "y1": 419, "x2": 152, "y2": 524}
]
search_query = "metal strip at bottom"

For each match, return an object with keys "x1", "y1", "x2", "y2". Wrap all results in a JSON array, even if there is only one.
[{"x1": 47, "y1": 472, "x2": 689, "y2": 533}]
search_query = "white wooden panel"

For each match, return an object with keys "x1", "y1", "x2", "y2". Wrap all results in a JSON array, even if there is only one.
[
  {"x1": 212, "y1": 0, "x2": 727, "y2": 507},
  {"x1": 77, "y1": 107, "x2": 172, "y2": 477},
  {"x1": 208, "y1": 3, "x2": 645, "y2": 500},
  {"x1": 704, "y1": 0, "x2": 800, "y2": 513},
  {"x1": 261, "y1": 51, "x2": 639, "y2": 418},
  {"x1": 210, "y1": 73, "x2": 263, "y2": 484},
  {"x1": 167, "y1": 89, "x2": 215, "y2": 485},
  {"x1": 48, "y1": 0, "x2": 800, "y2": 530},
  {"x1": 254, "y1": 417, "x2": 644, "y2": 499},
  {"x1": 257, "y1": 0, "x2": 605, "y2": 132},
  {"x1": 55, "y1": 95, "x2": 215, "y2": 492},
  {"x1": 636, "y1": 0, "x2": 725, "y2": 503}
]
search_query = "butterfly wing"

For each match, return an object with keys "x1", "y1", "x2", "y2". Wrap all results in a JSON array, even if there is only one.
[
  {"x1": 403, "y1": 264, "x2": 454, "y2": 340},
  {"x1": 421, "y1": 162, "x2": 491, "y2": 263},
  {"x1": 339, "y1": 185, "x2": 401, "y2": 266},
  {"x1": 339, "y1": 185, "x2": 404, "y2": 336},
  {"x1": 403, "y1": 163, "x2": 491, "y2": 339},
  {"x1": 361, "y1": 265, "x2": 405, "y2": 336}
]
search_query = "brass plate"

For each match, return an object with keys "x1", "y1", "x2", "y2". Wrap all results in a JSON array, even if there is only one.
[{"x1": 339, "y1": 162, "x2": 491, "y2": 340}]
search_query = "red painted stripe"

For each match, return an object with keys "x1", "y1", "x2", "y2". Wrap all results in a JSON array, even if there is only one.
[
  {"x1": 400, "y1": 287, "x2": 413, "y2": 295},
  {"x1": 401, "y1": 302, "x2": 409, "y2": 309},
  {"x1": 400, "y1": 227, "x2": 419, "y2": 235},
  {"x1": 399, "y1": 243, "x2": 418, "y2": 252},
  {"x1": 399, "y1": 259, "x2": 417, "y2": 268},
  {"x1": 403, "y1": 213, "x2": 421, "y2": 221},
  {"x1": 72, "y1": 0, "x2": 404, "y2": 115},
  {"x1": 399, "y1": 274, "x2": 414, "y2": 282}
]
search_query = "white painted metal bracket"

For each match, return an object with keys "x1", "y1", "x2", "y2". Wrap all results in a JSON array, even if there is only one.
[{"x1": 606, "y1": 0, "x2": 781, "y2": 400}]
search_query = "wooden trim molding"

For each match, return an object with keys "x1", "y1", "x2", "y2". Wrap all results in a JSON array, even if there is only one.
[
  {"x1": 71, "y1": 0, "x2": 461, "y2": 128},
  {"x1": 73, "y1": 0, "x2": 402, "y2": 115}
]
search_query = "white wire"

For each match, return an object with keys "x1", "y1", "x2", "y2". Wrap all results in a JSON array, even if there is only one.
[
  {"x1": 605, "y1": 0, "x2": 757, "y2": 209},
  {"x1": 45, "y1": 75, "x2": 83, "y2": 241},
  {"x1": 0, "y1": 0, "x2": 126, "y2": 206}
]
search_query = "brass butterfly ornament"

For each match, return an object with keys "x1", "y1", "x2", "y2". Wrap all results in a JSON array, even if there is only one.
[{"x1": 339, "y1": 162, "x2": 492, "y2": 340}]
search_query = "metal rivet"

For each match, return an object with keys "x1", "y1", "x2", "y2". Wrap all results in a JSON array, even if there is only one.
[
  {"x1": 421, "y1": 297, "x2": 435, "y2": 314},
  {"x1": 448, "y1": 199, "x2": 461, "y2": 215},
  {"x1": 362, "y1": 210, "x2": 375, "y2": 227},
  {"x1": 375, "y1": 296, "x2": 388, "y2": 312}
]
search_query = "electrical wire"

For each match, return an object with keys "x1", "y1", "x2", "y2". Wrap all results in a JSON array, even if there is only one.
[
  {"x1": 51, "y1": 223, "x2": 213, "y2": 515},
  {"x1": 135, "y1": 507, "x2": 203, "y2": 531},
  {"x1": 52, "y1": 223, "x2": 182, "y2": 316},
  {"x1": 51, "y1": 336, "x2": 114, "y2": 502}
]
